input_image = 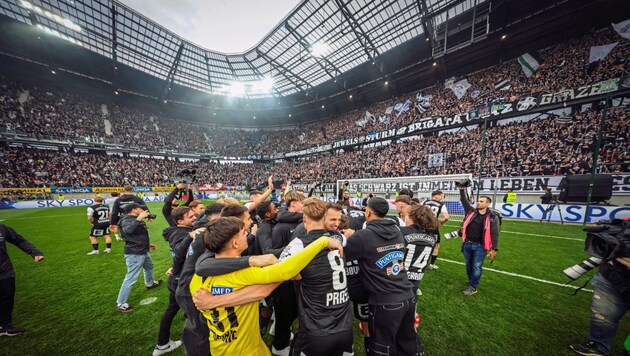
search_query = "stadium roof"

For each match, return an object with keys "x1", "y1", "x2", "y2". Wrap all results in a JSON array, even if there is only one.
[{"x1": 0, "y1": 0, "x2": 486, "y2": 98}]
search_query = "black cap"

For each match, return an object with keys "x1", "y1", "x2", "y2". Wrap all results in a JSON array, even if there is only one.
[
  {"x1": 124, "y1": 203, "x2": 143, "y2": 213},
  {"x1": 367, "y1": 197, "x2": 389, "y2": 218}
]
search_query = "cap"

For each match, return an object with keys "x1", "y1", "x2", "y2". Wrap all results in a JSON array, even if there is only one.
[{"x1": 124, "y1": 203, "x2": 143, "y2": 213}]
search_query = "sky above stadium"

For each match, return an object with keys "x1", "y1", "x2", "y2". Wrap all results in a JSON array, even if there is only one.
[{"x1": 119, "y1": 0, "x2": 301, "y2": 53}]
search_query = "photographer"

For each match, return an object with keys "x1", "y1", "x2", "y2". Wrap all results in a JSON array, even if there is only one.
[
  {"x1": 458, "y1": 182, "x2": 500, "y2": 295},
  {"x1": 115, "y1": 203, "x2": 162, "y2": 313},
  {"x1": 110, "y1": 185, "x2": 151, "y2": 231},
  {"x1": 570, "y1": 220, "x2": 630, "y2": 356},
  {"x1": 540, "y1": 188, "x2": 553, "y2": 204},
  {"x1": 162, "y1": 183, "x2": 193, "y2": 227}
]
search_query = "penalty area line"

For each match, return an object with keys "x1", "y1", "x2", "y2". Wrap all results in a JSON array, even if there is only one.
[{"x1": 439, "y1": 258, "x2": 593, "y2": 293}]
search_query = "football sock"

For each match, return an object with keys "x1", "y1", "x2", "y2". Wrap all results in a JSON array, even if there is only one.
[
  {"x1": 106, "y1": 243, "x2": 112, "y2": 249},
  {"x1": 92, "y1": 244, "x2": 99, "y2": 251},
  {"x1": 431, "y1": 255, "x2": 438, "y2": 264}
]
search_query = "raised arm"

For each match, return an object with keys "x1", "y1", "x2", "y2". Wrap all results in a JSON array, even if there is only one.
[
  {"x1": 247, "y1": 175, "x2": 274, "y2": 212},
  {"x1": 459, "y1": 188, "x2": 474, "y2": 213}
]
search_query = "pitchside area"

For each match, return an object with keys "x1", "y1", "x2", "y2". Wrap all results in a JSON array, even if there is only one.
[{"x1": 0, "y1": 202, "x2": 628, "y2": 355}]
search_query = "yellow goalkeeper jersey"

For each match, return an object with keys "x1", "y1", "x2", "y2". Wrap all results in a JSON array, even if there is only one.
[{"x1": 190, "y1": 236, "x2": 329, "y2": 356}]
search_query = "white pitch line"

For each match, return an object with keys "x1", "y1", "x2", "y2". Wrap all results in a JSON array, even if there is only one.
[
  {"x1": 439, "y1": 258, "x2": 593, "y2": 293},
  {"x1": 501, "y1": 230, "x2": 583, "y2": 241}
]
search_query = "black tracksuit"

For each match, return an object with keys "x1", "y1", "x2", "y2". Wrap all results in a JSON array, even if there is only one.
[
  {"x1": 162, "y1": 188, "x2": 193, "y2": 227},
  {"x1": 345, "y1": 219, "x2": 423, "y2": 356},
  {"x1": 157, "y1": 225, "x2": 193, "y2": 346},
  {"x1": 0, "y1": 224, "x2": 43, "y2": 327},
  {"x1": 270, "y1": 209, "x2": 303, "y2": 352}
]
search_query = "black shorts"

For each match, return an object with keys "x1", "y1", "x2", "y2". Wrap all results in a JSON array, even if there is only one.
[
  {"x1": 353, "y1": 301, "x2": 370, "y2": 322},
  {"x1": 291, "y1": 330, "x2": 354, "y2": 356},
  {"x1": 429, "y1": 228, "x2": 441, "y2": 244},
  {"x1": 90, "y1": 226, "x2": 110, "y2": 237}
]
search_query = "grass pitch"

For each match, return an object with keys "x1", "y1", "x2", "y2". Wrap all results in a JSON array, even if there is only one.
[{"x1": 0, "y1": 202, "x2": 628, "y2": 355}]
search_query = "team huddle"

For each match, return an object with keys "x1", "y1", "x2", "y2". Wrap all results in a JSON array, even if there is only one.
[{"x1": 85, "y1": 177, "x2": 499, "y2": 356}]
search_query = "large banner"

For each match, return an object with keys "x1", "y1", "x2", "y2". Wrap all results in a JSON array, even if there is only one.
[
  {"x1": 278, "y1": 77, "x2": 625, "y2": 158},
  {"x1": 496, "y1": 203, "x2": 630, "y2": 223}
]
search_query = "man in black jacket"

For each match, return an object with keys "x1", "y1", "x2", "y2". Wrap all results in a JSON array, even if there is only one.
[
  {"x1": 162, "y1": 183, "x2": 194, "y2": 227},
  {"x1": 115, "y1": 203, "x2": 162, "y2": 313},
  {"x1": 269, "y1": 190, "x2": 304, "y2": 355},
  {"x1": 345, "y1": 198, "x2": 423, "y2": 356},
  {"x1": 110, "y1": 186, "x2": 151, "y2": 235},
  {"x1": 458, "y1": 188, "x2": 500, "y2": 295},
  {"x1": 152, "y1": 206, "x2": 196, "y2": 355},
  {"x1": 0, "y1": 224, "x2": 44, "y2": 336}
]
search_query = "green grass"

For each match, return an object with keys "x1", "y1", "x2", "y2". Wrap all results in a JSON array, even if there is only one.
[{"x1": 0, "y1": 204, "x2": 628, "y2": 355}]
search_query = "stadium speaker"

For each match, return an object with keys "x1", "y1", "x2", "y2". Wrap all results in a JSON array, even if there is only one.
[{"x1": 557, "y1": 174, "x2": 613, "y2": 203}]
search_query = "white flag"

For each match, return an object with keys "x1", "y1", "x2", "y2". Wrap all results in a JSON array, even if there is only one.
[
  {"x1": 589, "y1": 43, "x2": 618, "y2": 63},
  {"x1": 395, "y1": 100, "x2": 412, "y2": 117},
  {"x1": 612, "y1": 18, "x2": 630, "y2": 40},
  {"x1": 450, "y1": 79, "x2": 471, "y2": 100},
  {"x1": 518, "y1": 53, "x2": 540, "y2": 78},
  {"x1": 384, "y1": 106, "x2": 394, "y2": 115},
  {"x1": 364, "y1": 111, "x2": 376, "y2": 121}
]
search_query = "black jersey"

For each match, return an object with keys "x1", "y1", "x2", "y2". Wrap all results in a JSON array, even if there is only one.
[
  {"x1": 280, "y1": 229, "x2": 353, "y2": 336},
  {"x1": 400, "y1": 226, "x2": 437, "y2": 281},
  {"x1": 347, "y1": 209, "x2": 366, "y2": 231},
  {"x1": 88, "y1": 203, "x2": 110, "y2": 228},
  {"x1": 110, "y1": 194, "x2": 148, "y2": 225},
  {"x1": 423, "y1": 199, "x2": 446, "y2": 218}
]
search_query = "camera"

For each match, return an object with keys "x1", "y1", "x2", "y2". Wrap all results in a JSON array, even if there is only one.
[
  {"x1": 444, "y1": 229, "x2": 462, "y2": 240},
  {"x1": 344, "y1": 180, "x2": 349, "y2": 187},
  {"x1": 584, "y1": 219, "x2": 630, "y2": 260},
  {"x1": 563, "y1": 257, "x2": 602, "y2": 281},
  {"x1": 147, "y1": 213, "x2": 157, "y2": 220},
  {"x1": 562, "y1": 219, "x2": 629, "y2": 281},
  {"x1": 455, "y1": 178, "x2": 472, "y2": 188}
]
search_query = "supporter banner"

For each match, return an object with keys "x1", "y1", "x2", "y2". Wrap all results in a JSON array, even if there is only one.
[
  {"x1": 92, "y1": 187, "x2": 123, "y2": 193},
  {"x1": 52, "y1": 187, "x2": 93, "y2": 193},
  {"x1": 282, "y1": 78, "x2": 625, "y2": 158},
  {"x1": 497, "y1": 203, "x2": 630, "y2": 223},
  {"x1": 0, "y1": 196, "x2": 166, "y2": 210},
  {"x1": 342, "y1": 174, "x2": 630, "y2": 195},
  {"x1": 474, "y1": 174, "x2": 630, "y2": 195},
  {"x1": 0, "y1": 187, "x2": 51, "y2": 193}
]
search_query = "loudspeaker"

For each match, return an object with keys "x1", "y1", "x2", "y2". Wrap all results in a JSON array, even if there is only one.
[{"x1": 558, "y1": 174, "x2": 613, "y2": 203}]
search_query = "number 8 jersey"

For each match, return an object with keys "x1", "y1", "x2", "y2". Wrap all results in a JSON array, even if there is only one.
[{"x1": 280, "y1": 230, "x2": 353, "y2": 337}]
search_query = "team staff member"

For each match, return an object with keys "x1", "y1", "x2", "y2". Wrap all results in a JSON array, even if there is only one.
[
  {"x1": 279, "y1": 198, "x2": 353, "y2": 355},
  {"x1": 115, "y1": 203, "x2": 162, "y2": 312},
  {"x1": 458, "y1": 187, "x2": 500, "y2": 295},
  {"x1": 189, "y1": 217, "x2": 343, "y2": 355},
  {"x1": 87, "y1": 195, "x2": 113, "y2": 255},
  {"x1": 0, "y1": 224, "x2": 44, "y2": 336},
  {"x1": 344, "y1": 198, "x2": 423, "y2": 356},
  {"x1": 422, "y1": 190, "x2": 450, "y2": 270}
]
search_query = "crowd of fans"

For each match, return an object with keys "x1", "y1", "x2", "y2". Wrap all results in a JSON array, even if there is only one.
[
  {"x1": 2, "y1": 27, "x2": 629, "y2": 158},
  {"x1": 1, "y1": 104, "x2": 627, "y2": 190},
  {"x1": 0, "y1": 27, "x2": 629, "y2": 192}
]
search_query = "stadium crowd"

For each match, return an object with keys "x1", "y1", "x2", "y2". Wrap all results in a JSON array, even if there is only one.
[
  {"x1": 1, "y1": 28, "x2": 629, "y2": 158},
  {"x1": 1, "y1": 105, "x2": 627, "y2": 191}
]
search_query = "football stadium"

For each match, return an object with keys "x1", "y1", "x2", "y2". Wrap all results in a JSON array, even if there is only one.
[{"x1": 0, "y1": 0, "x2": 629, "y2": 355}]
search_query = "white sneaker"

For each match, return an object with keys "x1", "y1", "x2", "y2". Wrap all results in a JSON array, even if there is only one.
[
  {"x1": 429, "y1": 264, "x2": 439, "y2": 270},
  {"x1": 87, "y1": 250, "x2": 99, "y2": 255},
  {"x1": 105, "y1": 248, "x2": 111, "y2": 253},
  {"x1": 116, "y1": 237, "x2": 122, "y2": 241},
  {"x1": 271, "y1": 345, "x2": 290, "y2": 356},
  {"x1": 152, "y1": 339, "x2": 182, "y2": 356},
  {"x1": 416, "y1": 288, "x2": 423, "y2": 296}
]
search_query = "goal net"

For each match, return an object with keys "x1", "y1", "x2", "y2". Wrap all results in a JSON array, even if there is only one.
[{"x1": 337, "y1": 173, "x2": 473, "y2": 223}]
